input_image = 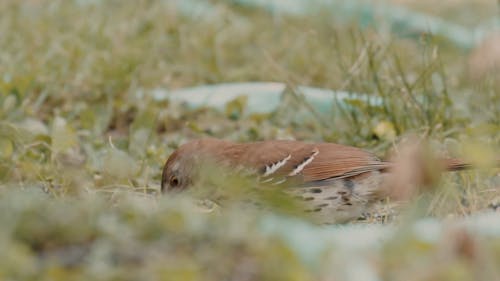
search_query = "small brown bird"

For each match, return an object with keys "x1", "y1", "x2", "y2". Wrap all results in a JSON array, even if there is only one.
[{"x1": 161, "y1": 138, "x2": 470, "y2": 223}]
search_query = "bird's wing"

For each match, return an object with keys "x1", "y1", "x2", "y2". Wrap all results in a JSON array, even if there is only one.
[
  {"x1": 301, "y1": 142, "x2": 391, "y2": 181},
  {"x1": 240, "y1": 140, "x2": 391, "y2": 184}
]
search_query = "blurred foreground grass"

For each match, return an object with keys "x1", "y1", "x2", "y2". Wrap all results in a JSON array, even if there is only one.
[{"x1": 0, "y1": 0, "x2": 499, "y2": 280}]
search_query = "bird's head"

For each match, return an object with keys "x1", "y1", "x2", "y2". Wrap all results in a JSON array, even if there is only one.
[
  {"x1": 161, "y1": 148, "x2": 190, "y2": 192},
  {"x1": 161, "y1": 138, "x2": 233, "y2": 193}
]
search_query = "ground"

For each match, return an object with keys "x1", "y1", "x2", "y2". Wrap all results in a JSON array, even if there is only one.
[{"x1": 0, "y1": 1, "x2": 499, "y2": 280}]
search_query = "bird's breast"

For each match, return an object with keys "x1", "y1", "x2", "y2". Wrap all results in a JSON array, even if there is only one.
[{"x1": 286, "y1": 171, "x2": 385, "y2": 224}]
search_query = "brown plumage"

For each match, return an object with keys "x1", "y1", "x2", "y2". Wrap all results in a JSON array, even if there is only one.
[{"x1": 161, "y1": 138, "x2": 472, "y2": 223}]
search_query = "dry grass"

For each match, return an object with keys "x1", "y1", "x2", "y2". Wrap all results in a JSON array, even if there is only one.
[{"x1": 0, "y1": 0, "x2": 499, "y2": 280}]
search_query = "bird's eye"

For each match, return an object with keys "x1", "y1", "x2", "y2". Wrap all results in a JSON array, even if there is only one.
[{"x1": 170, "y1": 176, "x2": 180, "y2": 187}]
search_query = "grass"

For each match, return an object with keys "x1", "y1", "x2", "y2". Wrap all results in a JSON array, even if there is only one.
[{"x1": 0, "y1": 0, "x2": 499, "y2": 280}]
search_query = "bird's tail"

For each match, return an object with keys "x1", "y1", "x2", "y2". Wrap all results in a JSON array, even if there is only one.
[
  {"x1": 442, "y1": 158, "x2": 500, "y2": 171},
  {"x1": 442, "y1": 158, "x2": 473, "y2": 171}
]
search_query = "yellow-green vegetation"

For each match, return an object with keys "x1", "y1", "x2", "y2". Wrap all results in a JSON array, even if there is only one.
[{"x1": 0, "y1": 0, "x2": 499, "y2": 280}]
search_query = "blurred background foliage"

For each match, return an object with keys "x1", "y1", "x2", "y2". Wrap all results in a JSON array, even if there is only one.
[{"x1": 0, "y1": 0, "x2": 499, "y2": 280}]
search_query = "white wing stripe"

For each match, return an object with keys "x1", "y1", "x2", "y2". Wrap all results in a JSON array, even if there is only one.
[
  {"x1": 263, "y1": 154, "x2": 291, "y2": 176},
  {"x1": 289, "y1": 149, "x2": 319, "y2": 176}
]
